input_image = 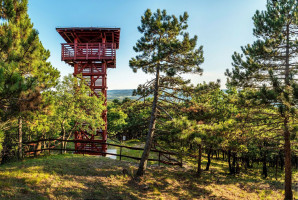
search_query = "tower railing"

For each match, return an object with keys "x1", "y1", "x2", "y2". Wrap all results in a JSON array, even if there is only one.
[{"x1": 61, "y1": 43, "x2": 116, "y2": 61}]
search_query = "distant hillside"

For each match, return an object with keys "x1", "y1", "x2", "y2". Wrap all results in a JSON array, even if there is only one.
[
  {"x1": 107, "y1": 89, "x2": 138, "y2": 101},
  {"x1": 107, "y1": 89, "x2": 228, "y2": 101}
]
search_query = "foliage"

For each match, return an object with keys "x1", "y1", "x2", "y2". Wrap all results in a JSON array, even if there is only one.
[
  {"x1": 25, "y1": 75, "x2": 106, "y2": 148},
  {"x1": 225, "y1": 1, "x2": 297, "y2": 198},
  {"x1": 122, "y1": 99, "x2": 151, "y2": 140},
  {"x1": 129, "y1": 8, "x2": 204, "y2": 176},
  {"x1": 0, "y1": 0, "x2": 59, "y2": 162},
  {"x1": 107, "y1": 101, "x2": 128, "y2": 137}
]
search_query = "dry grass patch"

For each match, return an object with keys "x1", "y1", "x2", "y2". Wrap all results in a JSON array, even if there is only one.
[{"x1": 0, "y1": 153, "x2": 294, "y2": 200}]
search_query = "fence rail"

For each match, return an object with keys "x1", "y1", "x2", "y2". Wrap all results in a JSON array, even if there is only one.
[{"x1": 23, "y1": 139, "x2": 182, "y2": 166}]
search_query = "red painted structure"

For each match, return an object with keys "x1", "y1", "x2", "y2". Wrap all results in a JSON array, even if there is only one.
[{"x1": 57, "y1": 27, "x2": 120, "y2": 155}]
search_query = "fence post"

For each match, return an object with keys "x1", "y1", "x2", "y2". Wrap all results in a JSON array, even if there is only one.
[
  {"x1": 158, "y1": 151, "x2": 161, "y2": 166},
  {"x1": 120, "y1": 146, "x2": 122, "y2": 161}
]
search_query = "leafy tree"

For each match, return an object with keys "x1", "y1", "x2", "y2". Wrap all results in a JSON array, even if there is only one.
[
  {"x1": 225, "y1": 1, "x2": 298, "y2": 198},
  {"x1": 47, "y1": 75, "x2": 106, "y2": 152},
  {"x1": 129, "y1": 9, "x2": 204, "y2": 176},
  {"x1": 122, "y1": 99, "x2": 151, "y2": 140},
  {"x1": 107, "y1": 101, "x2": 127, "y2": 137},
  {"x1": 22, "y1": 75, "x2": 106, "y2": 154},
  {"x1": 107, "y1": 98, "x2": 151, "y2": 140}
]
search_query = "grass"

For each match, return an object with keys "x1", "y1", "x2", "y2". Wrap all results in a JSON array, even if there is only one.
[{"x1": 1, "y1": 151, "x2": 296, "y2": 200}]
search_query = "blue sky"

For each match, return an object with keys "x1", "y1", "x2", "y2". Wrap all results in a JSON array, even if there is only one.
[{"x1": 27, "y1": 0, "x2": 266, "y2": 90}]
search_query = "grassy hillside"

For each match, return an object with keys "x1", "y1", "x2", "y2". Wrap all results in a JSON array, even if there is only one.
[{"x1": 1, "y1": 153, "x2": 296, "y2": 200}]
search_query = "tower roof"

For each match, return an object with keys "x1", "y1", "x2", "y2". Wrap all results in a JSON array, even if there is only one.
[{"x1": 56, "y1": 27, "x2": 120, "y2": 49}]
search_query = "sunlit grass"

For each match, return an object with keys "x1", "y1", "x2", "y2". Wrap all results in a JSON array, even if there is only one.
[{"x1": 0, "y1": 149, "x2": 296, "y2": 199}]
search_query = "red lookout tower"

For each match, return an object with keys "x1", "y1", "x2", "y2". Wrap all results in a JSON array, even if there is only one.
[{"x1": 57, "y1": 27, "x2": 120, "y2": 155}]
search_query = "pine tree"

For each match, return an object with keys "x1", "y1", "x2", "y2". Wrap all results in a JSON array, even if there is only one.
[
  {"x1": 129, "y1": 9, "x2": 204, "y2": 176},
  {"x1": 0, "y1": 0, "x2": 59, "y2": 161},
  {"x1": 225, "y1": 1, "x2": 297, "y2": 199}
]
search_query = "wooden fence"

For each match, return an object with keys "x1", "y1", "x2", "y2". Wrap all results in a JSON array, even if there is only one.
[{"x1": 22, "y1": 139, "x2": 182, "y2": 167}]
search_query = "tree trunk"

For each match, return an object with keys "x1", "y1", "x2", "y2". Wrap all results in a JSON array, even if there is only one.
[
  {"x1": 205, "y1": 147, "x2": 212, "y2": 171},
  {"x1": 262, "y1": 150, "x2": 267, "y2": 178},
  {"x1": 236, "y1": 156, "x2": 240, "y2": 174},
  {"x1": 280, "y1": 151, "x2": 284, "y2": 171},
  {"x1": 228, "y1": 150, "x2": 232, "y2": 174},
  {"x1": 61, "y1": 124, "x2": 66, "y2": 154},
  {"x1": 275, "y1": 155, "x2": 278, "y2": 180},
  {"x1": 136, "y1": 65, "x2": 160, "y2": 177},
  {"x1": 18, "y1": 117, "x2": 23, "y2": 160},
  {"x1": 284, "y1": 120, "x2": 292, "y2": 200},
  {"x1": 64, "y1": 131, "x2": 73, "y2": 153},
  {"x1": 63, "y1": 130, "x2": 66, "y2": 154},
  {"x1": 197, "y1": 144, "x2": 202, "y2": 175},
  {"x1": 283, "y1": 23, "x2": 293, "y2": 200},
  {"x1": 48, "y1": 139, "x2": 51, "y2": 155},
  {"x1": 230, "y1": 153, "x2": 236, "y2": 175},
  {"x1": 245, "y1": 156, "x2": 250, "y2": 170},
  {"x1": 35, "y1": 141, "x2": 41, "y2": 156}
]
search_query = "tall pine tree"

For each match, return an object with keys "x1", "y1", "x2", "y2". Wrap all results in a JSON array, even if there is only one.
[
  {"x1": 129, "y1": 9, "x2": 204, "y2": 176},
  {"x1": 0, "y1": 0, "x2": 59, "y2": 161},
  {"x1": 226, "y1": 1, "x2": 297, "y2": 199}
]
